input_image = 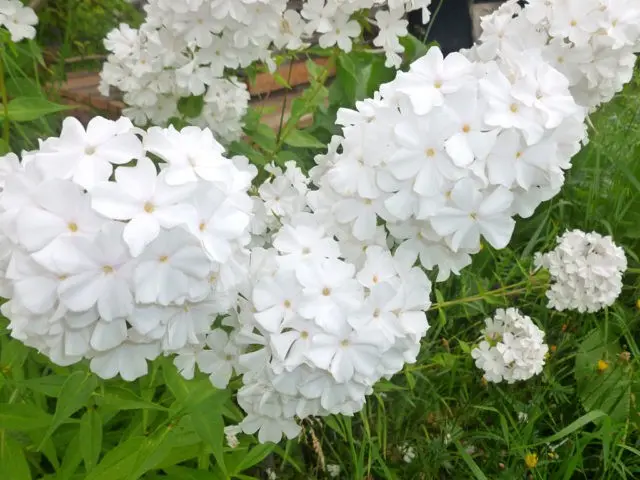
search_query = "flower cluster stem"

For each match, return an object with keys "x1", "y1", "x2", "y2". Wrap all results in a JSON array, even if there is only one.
[{"x1": 428, "y1": 275, "x2": 549, "y2": 312}]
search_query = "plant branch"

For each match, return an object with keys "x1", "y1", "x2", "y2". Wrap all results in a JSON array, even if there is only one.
[{"x1": 276, "y1": 58, "x2": 296, "y2": 145}]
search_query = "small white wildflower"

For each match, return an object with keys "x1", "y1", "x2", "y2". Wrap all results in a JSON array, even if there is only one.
[
  {"x1": 266, "y1": 467, "x2": 277, "y2": 480},
  {"x1": 518, "y1": 411, "x2": 529, "y2": 423},
  {"x1": 399, "y1": 443, "x2": 416, "y2": 463},
  {"x1": 327, "y1": 464, "x2": 341, "y2": 478}
]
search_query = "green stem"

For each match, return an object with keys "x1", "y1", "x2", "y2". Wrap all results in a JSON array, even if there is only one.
[
  {"x1": 0, "y1": 49, "x2": 10, "y2": 147},
  {"x1": 265, "y1": 52, "x2": 336, "y2": 163},
  {"x1": 428, "y1": 278, "x2": 549, "y2": 312},
  {"x1": 423, "y1": 0, "x2": 446, "y2": 43},
  {"x1": 275, "y1": 58, "x2": 296, "y2": 145},
  {"x1": 626, "y1": 267, "x2": 640, "y2": 274}
]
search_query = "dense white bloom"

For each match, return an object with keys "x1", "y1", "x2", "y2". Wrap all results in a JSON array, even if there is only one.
[
  {"x1": 534, "y1": 230, "x2": 627, "y2": 312},
  {"x1": 0, "y1": 120, "x2": 254, "y2": 381},
  {"x1": 100, "y1": 1, "x2": 433, "y2": 139},
  {"x1": 474, "y1": 0, "x2": 640, "y2": 109},
  {"x1": 471, "y1": 308, "x2": 548, "y2": 383},
  {"x1": 0, "y1": 0, "x2": 38, "y2": 42},
  {"x1": 174, "y1": 218, "x2": 432, "y2": 443},
  {"x1": 314, "y1": 42, "x2": 586, "y2": 282}
]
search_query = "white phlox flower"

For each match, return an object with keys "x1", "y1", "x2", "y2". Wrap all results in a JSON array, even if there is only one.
[
  {"x1": 174, "y1": 215, "x2": 432, "y2": 443},
  {"x1": 0, "y1": 0, "x2": 38, "y2": 42},
  {"x1": 314, "y1": 40, "x2": 586, "y2": 283},
  {"x1": 474, "y1": 0, "x2": 640, "y2": 110},
  {"x1": 100, "y1": 1, "x2": 433, "y2": 140},
  {"x1": 534, "y1": 229, "x2": 627, "y2": 312},
  {"x1": 0, "y1": 120, "x2": 254, "y2": 382},
  {"x1": 471, "y1": 308, "x2": 548, "y2": 383}
]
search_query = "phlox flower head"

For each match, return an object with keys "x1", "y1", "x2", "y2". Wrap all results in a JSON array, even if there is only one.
[
  {"x1": 534, "y1": 229, "x2": 627, "y2": 313},
  {"x1": 100, "y1": 0, "x2": 433, "y2": 142},
  {"x1": 313, "y1": 41, "x2": 586, "y2": 283},
  {"x1": 173, "y1": 211, "x2": 432, "y2": 444},
  {"x1": 472, "y1": 0, "x2": 640, "y2": 109},
  {"x1": 471, "y1": 308, "x2": 548, "y2": 384},
  {"x1": 0, "y1": 117, "x2": 255, "y2": 382}
]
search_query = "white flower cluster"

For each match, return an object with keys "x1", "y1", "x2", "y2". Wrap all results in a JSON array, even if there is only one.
[
  {"x1": 0, "y1": 0, "x2": 37, "y2": 42},
  {"x1": 0, "y1": 117, "x2": 255, "y2": 381},
  {"x1": 470, "y1": 0, "x2": 640, "y2": 109},
  {"x1": 471, "y1": 308, "x2": 548, "y2": 383},
  {"x1": 311, "y1": 43, "x2": 587, "y2": 282},
  {"x1": 174, "y1": 214, "x2": 432, "y2": 443},
  {"x1": 99, "y1": 0, "x2": 432, "y2": 141},
  {"x1": 534, "y1": 229, "x2": 627, "y2": 313}
]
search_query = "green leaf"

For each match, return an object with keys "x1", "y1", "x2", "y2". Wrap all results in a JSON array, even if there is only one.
[
  {"x1": 0, "y1": 138, "x2": 8, "y2": 155},
  {"x1": 455, "y1": 440, "x2": 488, "y2": 480},
  {"x1": 178, "y1": 95, "x2": 205, "y2": 118},
  {"x1": 84, "y1": 436, "x2": 145, "y2": 480},
  {"x1": 40, "y1": 371, "x2": 98, "y2": 449},
  {"x1": 542, "y1": 410, "x2": 608, "y2": 444},
  {"x1": 283, "y1": 129, "x2": 325, "y2": 149},
  {"x1": 15, "y1": 375, "x2": 67, "y2": 397},
  {"x1": 228, "y1": 140, "x2": 265, "y2": 166},
  {"x1": 0, "y1": 436, "x2": 31, "y2": 480},
  {"x1": 163, "y1": 466, "x2": 226, "y2": 480},
  {"x1": 0, "y1": 403, "x2": 53, "y2": 431},
  {"x1": 2, "y1": 97, "x2": 74, "y2": 122},
  {"x1": 56, "y1": 432, "x2": 83, "y2": 480},
  {"x1": 233, "y1": 443, "x2": 275, "y2": 473},
  {"x1": 163, "y1": 360, "x2": 220, "y2": 412},
  {"x1": 99, "y1": 386, "x2": 169, "y2": 411},
  {"x1": 249, "y1": 123, "x2": 277, "y2": 152},
  {"x1": 83, "y1": 430, "x2": 178, "y2": 480},
  {"x1": 79, "y1": 409, "x2": 102, "y2": 472},
  {"x1": 399, "y1": 35, "x2": 435, "y2": 64},
  {"x1": 189, "y1": 394, "x2": 228, "y2": 475}
]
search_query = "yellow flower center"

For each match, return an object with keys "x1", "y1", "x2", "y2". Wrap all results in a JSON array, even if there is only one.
[{"x1": 144, "y1": 202, "x2": 155, "y2": 213}]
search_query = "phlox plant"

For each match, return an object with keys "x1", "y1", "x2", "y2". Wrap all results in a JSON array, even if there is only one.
[{"x1": 0, "y1": 1, "x2": 639, "y2": 479}]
